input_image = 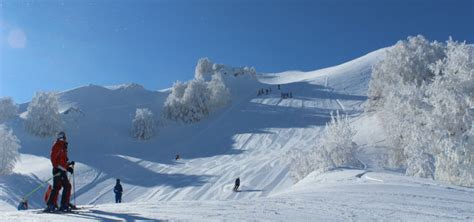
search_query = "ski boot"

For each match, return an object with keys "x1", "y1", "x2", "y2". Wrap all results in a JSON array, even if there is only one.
[
  {"x1": 58, "y1": 204, "x2": 71, "y2": 212},
  {"x1": 69, "y1": 203, "x2": 78, "y2": 210},
  {"x1": 43, "y1": 204, "x2": 56, "y2": 213}
]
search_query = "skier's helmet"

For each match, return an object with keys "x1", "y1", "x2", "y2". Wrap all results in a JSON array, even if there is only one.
[
  {"x1": 117, "y1": 179, "x2": 120, "y2": 183},
  {"x1": 57, "y1": 131, "x2": 66, "y2": 141}
]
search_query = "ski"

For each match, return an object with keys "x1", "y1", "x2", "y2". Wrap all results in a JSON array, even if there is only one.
[{"x1": 35, "y1": 206, "x2": 92, "y2": 214}]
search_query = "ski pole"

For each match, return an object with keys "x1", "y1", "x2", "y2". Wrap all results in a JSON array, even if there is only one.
[
  {"x1": 72, "y1": 165, "x2": 76, "y2": 207},
  {"x1": 22, "y1": 173, "x2": 60, "y2": 200}
]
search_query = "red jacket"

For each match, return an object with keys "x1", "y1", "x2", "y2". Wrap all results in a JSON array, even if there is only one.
[{"x1": 50, "y1": 140, "x2": 68, "y2": 171}]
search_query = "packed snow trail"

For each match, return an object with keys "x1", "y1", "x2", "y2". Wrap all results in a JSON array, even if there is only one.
[{"x1": 3, "y1": 170, "x2": 473, "y2": 221}]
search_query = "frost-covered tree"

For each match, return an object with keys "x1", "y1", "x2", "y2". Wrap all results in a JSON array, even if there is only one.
[
  {"x1": 289, "y1": 112, "x2": 359, "y2": 181},
  {"x1": 25, "y1": 92, "x2": 62, "y2": 137},
  {"x1": 163, "y1": 79, "x2": 212, "y2": 123},
  {"x1": 0, "y1": 125, "x2": 20, "y2": 175},
  {"x1": 425, "y1": 39, "x2": 474, "y2": 186},
  {"x1": 132, "y1": 108, "x2": 156, "y2": 140},
  {"x1": 287, "y1": 149, "x2": 318, "y2": 182},
  {"x1": 162, "y1": 81, "x2": 187, "y2": 121},
  {"x1": 207, "y1": 72, "x2": 231, "y2": 109},
  {"x1": 181, "y1": 78, "x2": 211, "y2": 122},
  {"x1": 380, "y1": 84, "x2": 435, "y2": 178},
  {"x1": 366, "y1": 35, "x2": 474, "y2": 186},
  {"x1": 232, "y1": 66, "x2": 257, "y2": 77},
  {"x1": 195, "y1": 57, "x2": 214, "y2": 80},
  {"x1": 321, "y1": 112, "x2": 359, "y2": 167},
  {"x1": 367, "y1": 35, "x2": 445, "y2": 110},
  {"x1": 0, "y1": 97, "x2": 18, "y2": 123},
  {"x1": 367, "y1": 36, "x2": 445, "y2": 175},
  {"x1": 164, "y1": 58, "x2": 252, "y2": 123},
  {"x1": 195, "y1": 57, "x2": 257, "y2": 79},
  {"x1": 164, "y1": 68, "x2": 230, "y2": 123}
]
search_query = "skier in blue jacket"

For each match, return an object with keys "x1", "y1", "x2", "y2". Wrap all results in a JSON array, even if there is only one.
[{"x1": 114, "y1": 179, "x2": 123, "y2": 203}]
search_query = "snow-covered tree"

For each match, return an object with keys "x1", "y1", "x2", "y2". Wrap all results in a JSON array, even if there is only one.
[
  {"x1": 425, "y1": 39, "x2": 474, "y2": 186},
  {"x1": 132, "y1": 108, "x2": 156, "y2": 140},
  {"x1": 162, "y1": 58, "x2": 237, "y2": 123},
  {"x1": 25, "y1": 92, "x2": 62, "y2": 137},
  {"x1": 319, "y1": 111, "x2": 359, "y2": 168},
  {"x1": 163, "y1": 79, "x2": 212, "y2": 123},
  {"x1": 195, "y1": 57, "x2": 214, "y2": 80},
  {"x1": 289, "y1": 112, "x2": 359, "y2": 181},
  {"x1": 367, "y1": 35, "x2": 445, "y2": 110},
  {"x1": 162, "y1": 81, "x2": 187, "y2": 121},
  {"x1": 181, "y1": 78, "x2": 211, "y2": 123},
  {"x1": 380, "y1": 84, "x2": 435, "y2": 178},
  {"x1": 207, "y1": 72, "x2": 231, "y2": 109},
  {"x1": 367, "y1": 36, "x2": 445, "y2": 175},
  {"x1": 195, "y1": 57, "x2": 257, "y2": 79},
  {"x1": 0, "y1": 125, "x2": 20, "y2": 175},
  {"x1": 232, "y1": 66, "x2": 257, "y2": 77},
  {"x1": 0, "y1": 97, "x2": 18, "y2": 123},
  {"x1": 164, "y1": 58, "x2": 252, "y2": 123},
  {"x1": 366, "y1": 35, "x2": 474, "y2": 186},
  {"x1": 287, "y1": 149, "x2": 318, "y2": 182}
]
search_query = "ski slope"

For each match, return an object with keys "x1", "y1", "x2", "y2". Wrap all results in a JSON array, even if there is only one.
[
  {"x1": 3, "y1": 170, "x2": 473, "y2": 221},
  {"x1": 1, "y1": 47, "x2": 473, "y2": 221}
]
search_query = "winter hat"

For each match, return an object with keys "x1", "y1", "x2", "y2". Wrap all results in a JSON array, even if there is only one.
[{"x1": 57, "y1": 132, "x2": 66, "y2": 141}]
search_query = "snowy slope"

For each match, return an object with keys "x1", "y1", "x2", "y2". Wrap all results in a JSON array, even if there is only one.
[
  {"x1": 1, "y1": 47, "x2": 472, "y2": 221},
  {"x1": 3, "y1": 170, "x2": 473, "y2": 221},
  {"x1": 259, "y1": 48, "x2": 388, "y2": 95}
]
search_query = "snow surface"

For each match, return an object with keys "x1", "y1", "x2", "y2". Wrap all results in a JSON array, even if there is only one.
[
  {"x1": 1, "y1": 47, "x2": 473, "y2": 221},
  {"x1": 3, "y1": 170, "x2": 473, "y2": 221}
]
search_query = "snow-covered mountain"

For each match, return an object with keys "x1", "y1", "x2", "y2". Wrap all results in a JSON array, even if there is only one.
[{"x1": 1, "y1": 47, "x2": 473, "y2": 221}]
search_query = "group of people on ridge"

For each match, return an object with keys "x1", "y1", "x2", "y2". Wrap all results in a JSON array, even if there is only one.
[
  {"x1": 281, "y1": 92, "x2": 293, "y2": 99},
  {"x1": 257, "y1": 84, "x2": 293, "y2": 99},
  {"x1": 257, "y1": 87, "x2": 272, "y2": 96}
]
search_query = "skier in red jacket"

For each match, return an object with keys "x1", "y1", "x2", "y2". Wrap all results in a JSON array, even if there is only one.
[{"x1": 45, "y1": 132, "x2": 75, "y2": 212}]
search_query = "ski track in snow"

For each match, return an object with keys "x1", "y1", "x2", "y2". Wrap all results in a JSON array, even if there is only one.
[
  {"x1": 3, "y1": 170, "x2": 473, "y2": 221},
  {"x1": 1, "y1": 47, "x2": 473, "y2": 221}
]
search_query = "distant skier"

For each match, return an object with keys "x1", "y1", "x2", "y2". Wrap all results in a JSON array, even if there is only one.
[
  {"x1": 278, "y1": 84, "x2": 280, "y2": 90},
  {"x1": 233, "y1": 177, "x2": 240, "y2": 192},
  {"x1": 45, "y1": 131, "x2": 75, "y2": 212},
  {"x1": 114, "y1": 179, "x2": 123, "y2": 203}
]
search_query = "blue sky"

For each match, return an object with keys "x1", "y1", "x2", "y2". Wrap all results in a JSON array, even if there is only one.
[{"x1": 1, "y1": 0, "x2": 473, "y2": 103}]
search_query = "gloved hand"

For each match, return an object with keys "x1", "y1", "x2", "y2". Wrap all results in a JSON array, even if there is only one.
[
  {"x1": 68, "y1": 161, "x2": 75, "y2": 166},
  {"x1": 53, "y1": 168, "x2": 61, "y2": 176},
  {"x1": 67, "y1": 167, "x2": 74, "y2": 174}
]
